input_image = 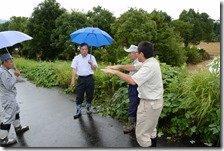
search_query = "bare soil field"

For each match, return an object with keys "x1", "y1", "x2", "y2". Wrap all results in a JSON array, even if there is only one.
[
  {"x1": 187, "y1": 42, "x2": 220, "y2": 71},
  {"x1": 196, "y1": 42, "x2": 220, "y2": 56}
]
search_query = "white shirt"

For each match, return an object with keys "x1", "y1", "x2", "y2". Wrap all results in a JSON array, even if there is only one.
[
  {"x1": 129, "y1": 59, "x2": 141, "y2": 76},
  {"x1": 71, "y1": 54, "x2": 98, "y2": 76},
  {"x1": 132, "y1": 57, "x2": 164, "y2": 100}
]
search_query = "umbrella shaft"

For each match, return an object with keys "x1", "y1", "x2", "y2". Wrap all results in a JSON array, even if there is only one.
[{"x1": 5, "y1": 48, "x2": 17, "y2": 70}]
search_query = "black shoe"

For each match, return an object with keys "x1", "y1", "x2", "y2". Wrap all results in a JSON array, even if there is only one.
[
  {"x1": 15, "y1": 125, "x2": 29, "y2": 135},
  {"x1": 151, "y1": 137, "x2": 157, "y2": 147},
  {"x1": 73, "y1": 109, "x2": 82, "y2": 119},
  {"x1": 86, "y1": 107, "x2": 92, "y2": 114},
  {"x1": 0, "y1": 137, "x2": 17, "y2": 147}
]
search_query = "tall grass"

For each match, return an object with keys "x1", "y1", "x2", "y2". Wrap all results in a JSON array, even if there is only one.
[{"x1": 180, "y1": 69, "x2": 220, "y2": 126}]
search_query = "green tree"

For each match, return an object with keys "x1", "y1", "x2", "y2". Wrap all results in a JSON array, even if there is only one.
[
  {"x1": 0, "y1": 21, "x2": 11, "y2": 53},
  {"x1": 213, "y1": 20, "x2": 220, "y2": 41},
  {"x1": 111, "y1": 8, "x2": 157, "y2": 47},
  {"x1": 179, "y1": 9, "x2": 196, "y2": 22},
  {"x1": 109, "y1": 8, "x2": 156, "y2": 62},
  {"x1": 26, "y1": 0, "x2": 65, "y2": 60},
  {"x1": 199, "y1": 13, "x2": 214, "y2": 42},
  {"x1": 51, "y1": 11, "x2": 88, "y2": 60},
  {"x1": 179, "y1": 9, "x2": 201, "y2": 44},
  {"x1": 87, "y1": 6, "x2": 116, "y2": 36},
  {"x1": 0, "y1": 21, "x2": 10, "y2": 31},
  {"x1": 179, "y1": 9, "x2": 214, "y2": 44},
  {"x1": 171, "y1": 20, "x2": 193, "y2": 47},
  {"x1": 192, "y1": 19, "x2": 203, "y2": 44},
  {"x1": 8, "y1": 16, "x2": 28, "y2": 32},
  {"x1": 150, "y1": 10, "x2": 186, "y2": 66},
  {"x1": 6, "y1": 16, "x2": 30, "y2": 56}
]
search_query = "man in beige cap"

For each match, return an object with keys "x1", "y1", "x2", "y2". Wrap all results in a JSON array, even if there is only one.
[{"x1": 101, "y1": 41, "x2": 163, "y2": 147}]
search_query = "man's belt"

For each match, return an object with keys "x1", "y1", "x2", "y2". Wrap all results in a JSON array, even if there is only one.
[{"x1": 79, "y1": 74, "x2": 93, "y2": 78}]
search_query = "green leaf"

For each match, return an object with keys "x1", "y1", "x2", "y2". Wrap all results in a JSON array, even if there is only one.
[
  {"x1": 185, "y1": 111, "x2": 191, "y2": 119},
  {"x1": 170, "y1": 127, "x2": 176, "y2": 133},
  {"x1": 167, "y1": 93, "x2": 174, "y2": 98},
  {"x1": 209, "y1": 124, "x2": 216, "y2": 127},
  {"x1": 190, "y1": 140, "x2": 195, "y2": 144},
  {"x1": 190, "y1": 126, "x2": 196, "y2": 133},
  {"x1": 204, "y1": 143, "x2": 213, "y2": 147}
]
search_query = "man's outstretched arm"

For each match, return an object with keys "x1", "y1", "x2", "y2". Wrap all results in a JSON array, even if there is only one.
[
  {"x1": 106, "y1": 65, "x2": 137, "y2": 71},
  {"x1": 101, "y1": 68, "x2": 136, "y2": 85}
]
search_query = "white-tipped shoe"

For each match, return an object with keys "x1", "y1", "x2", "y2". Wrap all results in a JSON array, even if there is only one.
[{"x1": 0, "y1": 137, "x2": 17, "y2": 147}]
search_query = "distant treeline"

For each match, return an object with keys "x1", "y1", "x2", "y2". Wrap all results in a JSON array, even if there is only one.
[{"x1": 0, "y1": 0, "x2": 220, "y2": 66}]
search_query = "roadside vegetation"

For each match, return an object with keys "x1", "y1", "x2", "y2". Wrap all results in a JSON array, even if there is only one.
[{"x1": 14, "y1": 56, "x2": 220, "y2": 147}]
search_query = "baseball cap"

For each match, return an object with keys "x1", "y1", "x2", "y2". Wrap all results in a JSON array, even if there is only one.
[
  {"x1": 124, "y1": 45, "x2": 137, "y2": 53},
  {"x1": 1, "y1": 53, "x2": 13, "y2": 62}
]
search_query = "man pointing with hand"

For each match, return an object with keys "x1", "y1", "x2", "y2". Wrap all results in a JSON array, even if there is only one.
[{"x1": 101, "y1": 41, "x2": 164, "y2": 147}]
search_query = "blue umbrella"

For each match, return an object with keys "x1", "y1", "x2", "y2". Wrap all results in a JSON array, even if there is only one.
[{"x1": 70, "y1": 27, "x2": 113, "y2": 49}]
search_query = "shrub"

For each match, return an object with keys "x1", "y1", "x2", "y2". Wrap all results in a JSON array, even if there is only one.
[
  {"x1": 181, "y1": 69, "x2": 220, "y2": 146},
  {"x1": 160, "y1": 62, "x2": 220, "y2": 146},
  {"x1": 14, "y1": 58, "x2": 66, "y2": 87},
  {"x1": 185, "y1": 47, "x2": 210, "y2": 64}
]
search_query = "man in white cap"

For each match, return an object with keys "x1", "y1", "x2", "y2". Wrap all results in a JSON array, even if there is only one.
[
  {"x1": 107, "y1": 45, "x2": 141, "y2": 134},
  {"x1": 0, "y1": 53, "x2": 29, "y2": 147},
  {"x1": 102, "y1": 41, "x2": 163, "y2": 147}
]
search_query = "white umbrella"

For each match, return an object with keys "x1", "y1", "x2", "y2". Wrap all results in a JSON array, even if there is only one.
[
  {"x1": 0, "y1": 30, "x2": 33, "y2": 49},
  {"x1": 0, "y1": 30, "x2": 33, "y2": 69}
]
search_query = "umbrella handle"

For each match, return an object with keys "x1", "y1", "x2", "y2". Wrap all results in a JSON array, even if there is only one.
[
  {"x1": 13, "y1": 64, "x2": 17, "y2": 70},
  {"x1": 89, "y1": 46, "x2": 92, "y2": 61}
]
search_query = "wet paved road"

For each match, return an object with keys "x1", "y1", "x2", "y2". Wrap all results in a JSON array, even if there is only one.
[
  {"x1": 7, "y1": 78, "x2": 208, "y2": 148},
  {"x1": 8, "y1": 78, "x2": 140, "y2": 147}
]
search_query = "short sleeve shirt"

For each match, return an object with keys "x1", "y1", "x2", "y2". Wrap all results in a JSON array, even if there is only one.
[
  {"x1": 129, "y1": 59, "x2": 142, "y2": 76},
  {"x1": 71, "y1": 54, "x2": 98, "y2": 76},
  {"x1": 132, "y1": 57, "x2": 163, "y2": 100}
]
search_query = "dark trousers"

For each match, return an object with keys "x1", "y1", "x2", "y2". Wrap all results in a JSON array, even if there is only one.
[
  {"x1": 0, "y1": 113, "x2": 20, "y2": 131},
  {"x1": 128, "y1": 85, "x2": 140, "y2": 116},
  {"x1": 76, "y1": 75, "x2": 94, "y2": 109}
]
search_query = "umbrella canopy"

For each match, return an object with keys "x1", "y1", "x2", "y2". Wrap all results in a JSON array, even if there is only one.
[
  {"x1": 70, "y1": 27, "x2": 113, "y2": 47},
  {"x1": 0, "y1": 30, "x2": 33, "y2": 49}
]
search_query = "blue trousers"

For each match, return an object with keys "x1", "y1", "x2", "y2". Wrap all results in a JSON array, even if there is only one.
[
  {"x1": 128, "y1": 85, "x2": 140, "y2": 116},
  {"x1": 76, "y1": 75, "x2": 94, "y2": 110}
]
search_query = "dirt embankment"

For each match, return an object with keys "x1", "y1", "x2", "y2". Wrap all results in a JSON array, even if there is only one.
[
  {"x1": 196, "y1": 42, "x2": 220, "y2": 56},
  {"x1": 187, "y1": 42, "x2": 220, "y2": 71}
]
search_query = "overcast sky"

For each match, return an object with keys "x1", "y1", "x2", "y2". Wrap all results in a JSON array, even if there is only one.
[{"x1": 0, "y1": 0, "x2": 221, "y2": 20}]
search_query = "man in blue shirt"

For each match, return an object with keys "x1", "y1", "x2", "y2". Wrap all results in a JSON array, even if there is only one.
[{"x1": 71, "y1": 43, "x2": 98, "y2": 119}]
